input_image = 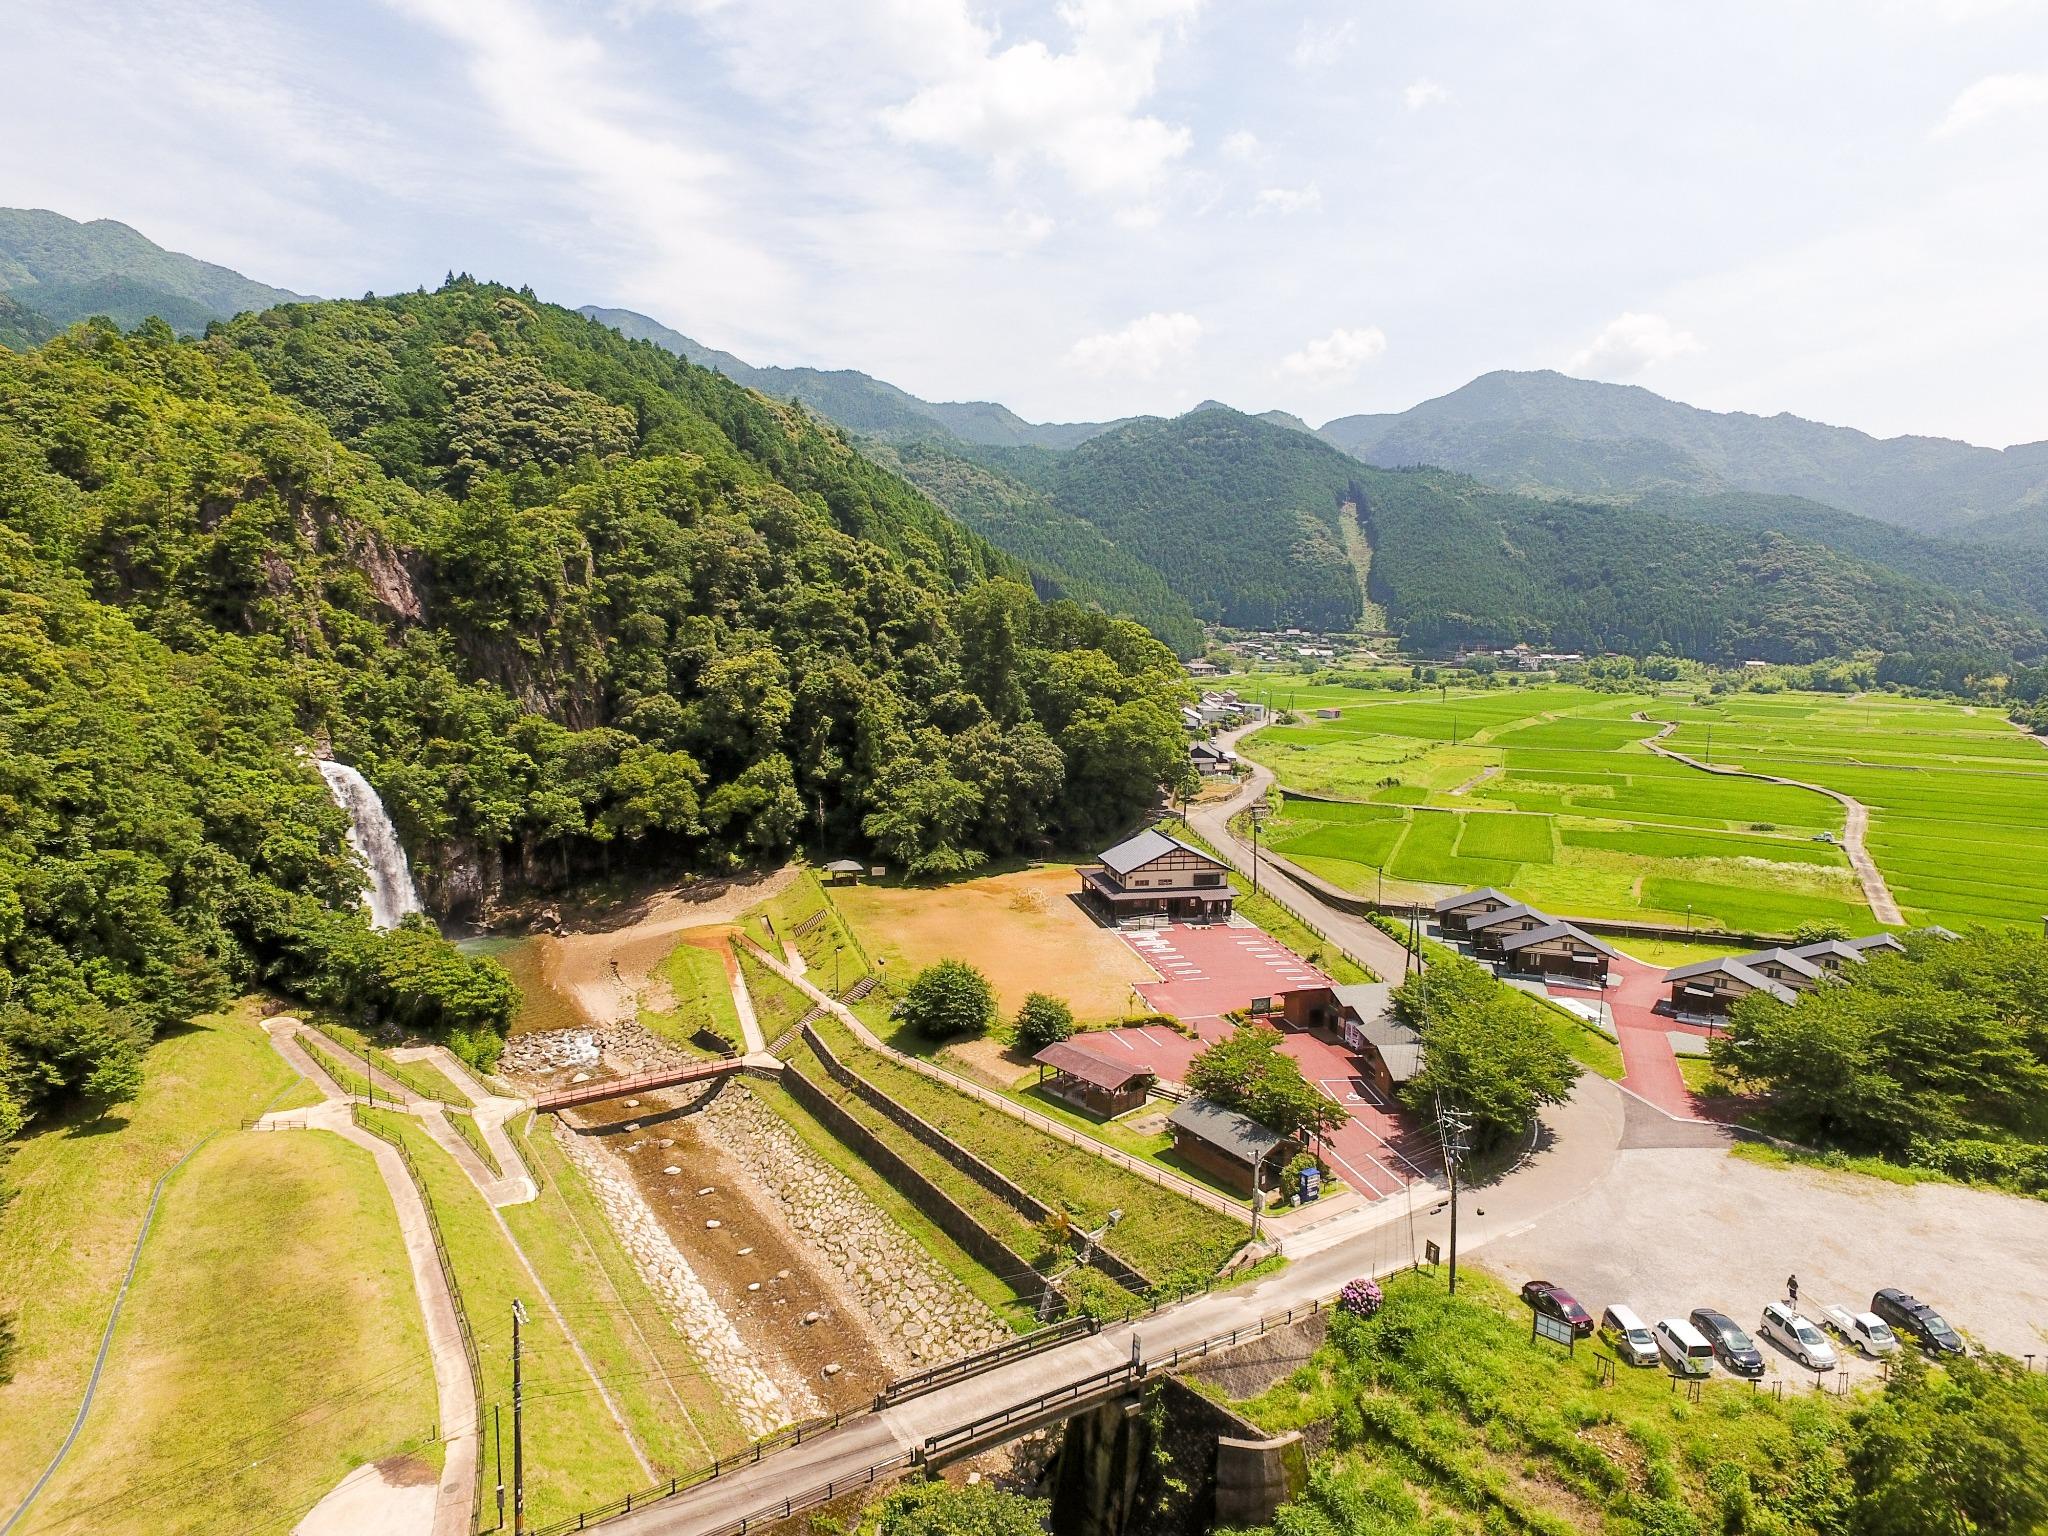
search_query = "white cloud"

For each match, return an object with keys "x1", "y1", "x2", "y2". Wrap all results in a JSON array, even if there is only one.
[
  {"x1": 1279, "y1": 326, "x2": 1388, "y2": 384},
  {"x1": 1933, "y1": 70, "x2": 2048, "y2": 137},
  {"x1": 1403, "y1": 77, "x2": 1451, "y2": 111},
  {"x1": 1066, "y1": 310, "x2": 1202, "y2": 378},
  {"x1": 878, "y1": 0, "x2": 1203, "y2": 201},
  {"x1": 1290, "y1": 18, "x2": 1356, "y2": 69},
  {"x1": 1003, "y1": 206, "x2": 1056, "y2": 245},
  {"x1": 1566, "y1": 312, "x2": 1703, "y2": 378},
  {"x1": 1219, "y1": 129, "x2": 1261, "y2": 162},
  {"x1": 1254, "y1": 181, "x2": 1322, "y2": 214}
]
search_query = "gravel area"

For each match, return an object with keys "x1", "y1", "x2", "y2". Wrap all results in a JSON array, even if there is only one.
[{"x1": 1481, "y1": 1143, "x2": 2048, "y2": 1380}]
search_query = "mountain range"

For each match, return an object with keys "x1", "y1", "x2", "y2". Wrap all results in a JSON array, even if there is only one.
[{"x1": 5, "y1": 209, "x2": 2046, "y2": 669}]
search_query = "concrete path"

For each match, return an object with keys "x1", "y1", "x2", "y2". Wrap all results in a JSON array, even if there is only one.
[
  {"x1": 1634, "y1": 714, "x2": 1904, "y2": 926},
  {"x1": 1186, "y1": 725, "x2": 1419, "y2": 983},
  {"x1": 592, "y1": 1073, "x2": 1629, "y2": 1535},
  {"x1": 388, "y1": 1045, "x2": 538, "y2": 1205},
  {"x1": 727, "y1": 944, "x2": 767, "y2": 1054},
  {"x1": 261, "y1": 1021, "x2": 479, "y2": 1536}
]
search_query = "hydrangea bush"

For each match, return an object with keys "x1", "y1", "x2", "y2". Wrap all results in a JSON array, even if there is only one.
[{"x1": 1339, "y1": 1276, "x2": 1383, "y2": 1318}]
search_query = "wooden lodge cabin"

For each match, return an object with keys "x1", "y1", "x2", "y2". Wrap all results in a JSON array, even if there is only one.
[
  {"x1": 1031, "y1": 1041, "x2": 1155, "y2": 1118},
  {"x1": 1281, "y1": 982, "x2": 1420, "y2": 1100},
  {"x1": 1495, "y1": 921, "x2": 1620, "y2": 982},
  {"x1": 1663, "y1": 934, "x2": 1905, "y2": 1018},
  {"x1": 1432, "y1": 888, "x2": 1521, "y2": 935},
  {"x1": 1462, "y1": 903, "x2": 1550, "y2": 957},
  {"x1": 1080, "y1": 829, "x2": 1235, "y2": 925},
  {"x1": 1166, "y1": 1097, "x2": 1296, "y2": 1195}
]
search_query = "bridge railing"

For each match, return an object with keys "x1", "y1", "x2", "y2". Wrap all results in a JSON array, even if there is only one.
[
  {"x1": 876, "y1": 1313, "x2": 1100, "y2": 1408},
  {"x1": 921, "y1": 1361, "x2": 1140, "y2": 1459},
  {"x1": 530, "y1": 1054, "x2": 741, "y2": 1112}
]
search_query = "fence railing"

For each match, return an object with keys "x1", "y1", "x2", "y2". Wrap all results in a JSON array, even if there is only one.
[
  {"x1": 696, "y1": 1454, "x2": 915, "y2": 1536},
  {"x1": 922, "y1": 1361, "x2": 1140, "y2": 1457},
  {"x1": 530, "y1": 1055, "x2": 742, "y2": 1112},
  {"x1": 350, "y1": 1104, "x2": 486, "y2": 1534},
  {"x1": 877, "y1": 1314, "x2": 1101, "y2": 1408}
]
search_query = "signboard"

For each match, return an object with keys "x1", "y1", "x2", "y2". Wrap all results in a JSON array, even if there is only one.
[
  {"x1": 1425, "y1": 1239, "x2": 1441, "y2": 1266},
  {"x1": 1249, "y1": 996, "x2": 1274, "y2": 1016},
  {"x1": 1532, "y1": 1311, "x2": 1577, "y2": 1351},
  {"x1": 1296, "y1": 1167, "x2": 1322, "y2": 1203}
]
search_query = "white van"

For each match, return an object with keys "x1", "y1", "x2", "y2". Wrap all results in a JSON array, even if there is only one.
[
  {"x1": 1655, "y1": 1317, "x2": 1714, "y2": 1376},
  {"x1": 1601, "y1": 1306, "x2": 1659, "y2": 1368}
]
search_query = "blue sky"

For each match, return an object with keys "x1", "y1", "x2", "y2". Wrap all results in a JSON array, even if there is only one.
[{"x1": 6, "y1": 0, "x2": 2048, "y2": 443}]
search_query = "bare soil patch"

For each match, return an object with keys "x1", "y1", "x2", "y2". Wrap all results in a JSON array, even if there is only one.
[{"x1": 833, "y1": 866, "x2": 1154, "y2": 1020}]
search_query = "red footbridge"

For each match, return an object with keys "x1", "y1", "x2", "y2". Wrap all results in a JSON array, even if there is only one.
[{"x1": 531, "y1": 1055, "x2": 746, "y2": 1113}]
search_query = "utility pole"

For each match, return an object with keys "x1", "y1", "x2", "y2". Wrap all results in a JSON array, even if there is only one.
[
  {"x1": 1438, "y1": 1106, "x2": 1472, "y2": 1296},
  {"x1": 494, "y1": 1406, "x2": 505, "y2": 1530},
  {"x1": 363, "y1": 1044, "x2": 375, "y2": 1108},
  {"x1": 1249, "y1": 802, "x2": 1269, "y2": 896},
  {"x1": 511, "y1": 1299, "x2": 529, "y2": 1535}
]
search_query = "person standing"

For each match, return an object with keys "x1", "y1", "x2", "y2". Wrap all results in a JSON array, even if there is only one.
[{"x1": 1787, "y1": 1273, "x2": 1799, "y2": 1306}]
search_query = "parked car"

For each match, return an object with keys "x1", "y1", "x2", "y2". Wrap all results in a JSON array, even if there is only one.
[
  {"x1": 1601, "y1": 1305, "x2": 1659, "y2": 1368},
  {"x1": 1759, "y1": 1303, "x2": 1837, "y2": 1370},
  {"x1": 1521, "y1": 1280, "x2": 1595, "y2": 1336},
  {"x1": 1816, "y1": 1303, "x2": 1898, "y2": 1358},
  {"x1": 1689, "y1": 1307, "x2": 1766, "y2": 1378},
  {"x1": 1655, "y1": 1317, "x2": 1715, "y2": 1376},
  {"x1": 1871, "y1": 1288, "x2": 1965, "y2": 1356}
]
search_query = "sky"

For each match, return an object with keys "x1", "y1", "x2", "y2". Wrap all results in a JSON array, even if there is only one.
[{"x1": 5, "y1": 0, "x2": 2048, "y2": 444}]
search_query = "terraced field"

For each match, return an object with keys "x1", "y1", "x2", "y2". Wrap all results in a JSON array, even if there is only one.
[
  {"x1": 1240, "y1": 684, "x2": 1874, "y2": 933},
  {"x1": 1658, "y1": 695, "x2": 2048, "y2": 928}
]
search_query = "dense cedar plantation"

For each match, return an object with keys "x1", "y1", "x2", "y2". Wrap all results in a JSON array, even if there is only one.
[
  {"x1": 1358, "y1": 466, "x2": 2047, "y2": 664},
  {"x1": 866, "y1": 437, "x2": 1205, "y2": 655},
  {"x1": 0, "y1": 283, "x2": 1193, "y2": 1135},
  {"x1": 1712, "y1": 930, "x2": 2048, "y2": 1192},
  {"x1": 1017, "y1": 408, "x2": 1368, "y2": 632}
]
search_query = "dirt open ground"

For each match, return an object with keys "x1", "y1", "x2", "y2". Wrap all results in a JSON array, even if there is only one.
[
  {"x1": 1481, "y1": 1139, "x2": 2048, "y2": 1378},
  {"x1": 831, "y1": 865, "x2": 1156, "y2": 1020}
]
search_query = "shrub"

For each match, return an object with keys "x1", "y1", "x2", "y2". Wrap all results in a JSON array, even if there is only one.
[
  {"x1": 1015, "y1": 992, "x2": 1077, "y2": 1052},
  {"x1": 1339, "y1": 1276, "x2": 1384, "y2": 1318},
  {"x1": 899, "y1": 959, "x2": 996, "y2": 1040}
]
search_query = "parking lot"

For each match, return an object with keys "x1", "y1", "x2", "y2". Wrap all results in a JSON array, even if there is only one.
[{"x1": 1480, "y1": 1140, "x2": 2048, "y2": 1378}]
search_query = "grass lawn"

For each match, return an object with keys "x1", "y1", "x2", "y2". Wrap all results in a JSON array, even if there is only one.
[
  {"x1": 355, "y1": 1109, "x2": 652, "y2": 1528},
  {"x1": 447, "y1": 1107, "x2": 502, "y2": 1176},
  {"x1": 19, "y1": 1130, "x2": 439, "y2": 1536},
  {"x1": 1235, "y1": 1268, "x2": 1860, "y2": 1533},
  {"x1": 640, "y1": 930, "x2": 743, "y2": 1054},
  {"x1": 504, "y1": 1120, "x2": 749, "y2": 1469},
  {"x1": 311, "y1": 1019, "x2": 468, "y2": 1105},
  {"x1": 1543, "y1": 1007, "x2": 1627, "y2": 1081},
  {"x1": 301, "y1": 1034, "x2": 375, "y2": 1100},
  {"x1": 0, "y1": 1000, "x2": 298, "y2": 1517}
]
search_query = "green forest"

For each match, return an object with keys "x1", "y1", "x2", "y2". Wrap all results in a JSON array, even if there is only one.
[
  {"x1": 1358, "y1": 467, "x2": 2047, "y2": 663},
  {"x1": 0, "y1": 283, "x2": 1194, "y2": 1136}
]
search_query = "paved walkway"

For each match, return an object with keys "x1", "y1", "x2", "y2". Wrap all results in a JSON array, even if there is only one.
[
  {"x1": 1635, "y1": 713, "x2": 1903, "y2": 925},
  {"x1": 1540, "y1": 956, "x2": 1706, "y2": 1121}
]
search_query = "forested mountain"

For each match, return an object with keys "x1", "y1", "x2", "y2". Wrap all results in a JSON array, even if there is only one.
[
  {"x1": 1358, "y1": 467, "x2": 2047, "y2": 662},
  {"x1": 0, "y1": 207, "x2": 307, "y2": 335},
  {"x1": 577, "y1": 304, "x2": 1121, "y2": 449},
  {"x1": 863, "y1": 439, "x2": 1204, "y2": 655},
  {"x1": 1021, "y1": 407, "x2": 1368, "y2": 631},
  {"x1": 1321, "y1": 369, "x2": 2048, "y2": 540},
  {"x1": 0, "y1": 283, "x2": 1193, "y2": 1133},
  {"x1": 0, "y1": 295, "x2": 55, "y2": 352}
]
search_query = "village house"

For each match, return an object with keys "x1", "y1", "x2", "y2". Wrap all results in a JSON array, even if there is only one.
[
  {"x1": 1495, "y1": 921, "x2": 1619, "y2": 982},
  {"x1": 1189, "y1": 740, "x2": 1238, "y2": 776},
  {"x1": 1280, "y1": 982, "x2": 1421, "y2": 1099},
  {"x1": 1079, "y1": 829, "x2": 1235, "y2": 924},
  {"x1": 1166, "y1": 1097, "x2": 1296, "y2": 1195},
  {"x1": 1663, "y1": 933, "x2": 1906, "y2": 1017},
  {"x1": 1030, "y1": 1042, "x2": 1155, "y2": 1118},
  {"x1": 1463, "y1": 902, "x2": 1551, "y2": 957},
  {"x1": 1432, "y1": 888, "x2": 1521, "y2": 935}
]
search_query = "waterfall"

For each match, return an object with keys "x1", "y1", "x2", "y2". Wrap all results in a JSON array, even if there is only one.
[{"x1": 317, "y1": 761, "x2": 425, "y2": 930}]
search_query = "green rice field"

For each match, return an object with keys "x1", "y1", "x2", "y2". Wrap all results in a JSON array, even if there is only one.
[{"x1": 1235, "y1": 682, "x2": 2028, "y2": 935}]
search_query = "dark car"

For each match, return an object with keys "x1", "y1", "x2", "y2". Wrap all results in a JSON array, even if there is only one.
[
  {"x1": 1871, "y1": 1288, "x2": 1965, "y2": 1355},
  {"x1": 1689, "y1": 1307, "x2": 1766, "y2": 1377},
  {"x1": 1521, "y1": 1280, "x2": 1595, "y2": 1336}
]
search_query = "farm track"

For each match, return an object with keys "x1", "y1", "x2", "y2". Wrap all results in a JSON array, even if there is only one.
[{"x1": 1632, "y1": 714, "x2": 1903, "y2": 926}]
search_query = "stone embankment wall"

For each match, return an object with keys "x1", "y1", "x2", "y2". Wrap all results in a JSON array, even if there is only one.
[
  {"x1": 695, "y1": 1085, "x2": 1010, "y2": 1365},
  {"x1": 550, "y1": 1118, "x2": 806, "y2": 1435},
  {"x1": 800, "y1": 1025, "x2": 1155, "y2": 1293}
]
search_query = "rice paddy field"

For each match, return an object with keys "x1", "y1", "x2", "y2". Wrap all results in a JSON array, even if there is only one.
[{"x1": 1235, "y1": 681, "x2": 2044, "y2": 935}]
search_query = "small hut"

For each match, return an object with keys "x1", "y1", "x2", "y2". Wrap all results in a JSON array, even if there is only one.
[{"x1": 822, "y1": 858, "x2": 865, "y2": 885}]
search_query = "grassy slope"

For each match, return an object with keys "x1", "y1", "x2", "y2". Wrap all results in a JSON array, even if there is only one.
[
  {"x1": 641, "y1": 935, "x2": 744, "y2": 1055},
  {"x1": 1238, "y1": 1269, "x2": 1855, "y2": 1535},
  {"x1": 0, "y1": 1002, "x2": 298, "y2": 1515},
  {"x1": 19, "y1": 1132, "x2": 439, "y2": 1536},
  {"x1": 354, "y1": 1109, "x2": 650, "y2": 1528}
]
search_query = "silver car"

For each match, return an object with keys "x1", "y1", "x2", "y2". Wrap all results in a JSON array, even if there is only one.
[
  {"x1": 1760, "y1": 1302, "x2": 1838, "y2": 1370},
  {"x1": 1817, "y1": 1303, "x2": 1898, "y2": 1358}
]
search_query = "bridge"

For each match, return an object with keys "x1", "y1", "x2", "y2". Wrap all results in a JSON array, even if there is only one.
[{"x1": 531, "y1": 1056, "x2": 749, "y2": 1114}]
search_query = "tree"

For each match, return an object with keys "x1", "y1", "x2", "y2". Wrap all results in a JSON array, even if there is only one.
[
  {"x1": 1845, "y1": 1349, "x2": 2048, "y2": 1536},
  {"x1": 1015, "y1": 992, "x2": 1077, "y2": 1052},
  {"x1": 1187, "y1": 1021, "x2": 1344, "y2": 1142},
  {"x1": 1792, "y1": 919, "x2": 1852, "y2": 945},
  {"x1": 899, "y1": 959, "x2": 996, "y2": 1040},
  {"x1": 1394, "y1": 956, "x2": 1578, "y2": 1148},
  {"x1": 874, "y1": 1481, "x2": 1046, "y2": 1536}
]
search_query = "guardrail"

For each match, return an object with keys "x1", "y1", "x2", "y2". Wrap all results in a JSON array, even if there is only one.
[
  {"x1": 877, "y1": 1314, "x2": 1101, "y2": 1408},
  {"x1": 697, "y1": 1454, "x2": 915, "y2": 1536},
  {"x1": 531, "y1": 1056, "x2": 743, "y2": 1113},
  {"x1": 922, "y1": 1361, "x2": 1140, "y2": 1458}
]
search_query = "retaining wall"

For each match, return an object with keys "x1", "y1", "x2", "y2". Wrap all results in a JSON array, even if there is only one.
[{"x1": 800, "y1": 1023, "x2": 1156, "y2": 1293}]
